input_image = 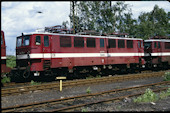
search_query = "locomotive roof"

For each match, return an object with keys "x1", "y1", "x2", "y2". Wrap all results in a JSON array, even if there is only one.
[
  {"x1": 144, "y1": 39, "x2": 170, "y2": 42},
  {"x1": 20, "y1": 32, "x2": 143, "y2": 41}
]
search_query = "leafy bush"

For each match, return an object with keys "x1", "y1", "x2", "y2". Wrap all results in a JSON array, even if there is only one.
[
  {"x1": 164, "y1": 72, "x2": 170, "y2": 81},
  {"x1": 133, "y1": 88, "x2": 158, "y2": 103},
  {"x1": 134, "y1": 88, "x2": 170, "y2": 103},
  {"x1": 6, "y1": 55, "x2": 16, "y2": 68},
  {"x1": 1, "y1": 76, "x2": 11, "y2": 84}
]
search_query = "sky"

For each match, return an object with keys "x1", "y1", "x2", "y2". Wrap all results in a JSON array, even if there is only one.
[{"x1": 1, "y1": 1, "x2": 170, "y2": 55}]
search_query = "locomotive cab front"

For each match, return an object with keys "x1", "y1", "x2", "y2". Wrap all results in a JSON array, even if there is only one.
[{"x1": 10, "y1": 33, "x2": 52, "y2": 82}]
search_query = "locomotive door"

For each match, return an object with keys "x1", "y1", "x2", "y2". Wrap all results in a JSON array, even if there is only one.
[
  {"x1": 99, "y1": 38, "x2": 107, "y2": 64},
  {"x1": 43, "y1": 35, "x2": 51, "y2": 59},
  {"x1": 42, "y1": 35, "x2": 52, "y2": 74},
  {"x1": 137, "y1": 40, "x2": 143, "y2": 65},
  {"x1": 157, "y1": 41, "x2": 162, "y2": 57},
  {"x1": 157, "y1": 41, "x2": 162, "y2": 64}
]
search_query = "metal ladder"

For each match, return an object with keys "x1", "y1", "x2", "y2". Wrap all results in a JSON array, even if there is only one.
[{"x1": 43, "y1": 60, "x2": 51, "y2": 76}]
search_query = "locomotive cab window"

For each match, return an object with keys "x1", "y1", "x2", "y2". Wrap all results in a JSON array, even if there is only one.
[
  {"x1": 60, "y1": 36, "x2": 71, "y2": 47},
  {"x1": 87, "y1": 38, "x2": 96, "y2": 48},
  {"x1": 74, "y1": 37, "x2": 84, "y2": 47},
  {"x1": 44, "y1": 36, "x2": 49, "y2": 47},
  {"x1": 23, "y1": 36, "x2": 30, "y2": 46},
  {"x1": 35, "y1": 36, "x2": 41, "y2": 45},
  {"x1": 127, "y1": 40, "x2": 133, "y2": 48},
  {"x1": 17, "y1": 37, "x2": 22, "y2": 47},
  {"x1": 108, "y1": 39, "x2": 116, "y2": 48},
  {"x1": 118, "y1": 39, "x2": 125, "y2": 48}
]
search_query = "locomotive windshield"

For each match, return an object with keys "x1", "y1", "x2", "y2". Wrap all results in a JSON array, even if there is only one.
[
  {"x1": 17, "y1": 37, "x2": 22, "y2": 47},
  {"x1": 144, "y1": 42, "x2": 151, "y2": 49},
  {"x1": 17, "y1": 35, "x2": 30, "y2": 47},
  {"x1": 23, "y1": 36, "x2": 30, "y2": 46}
]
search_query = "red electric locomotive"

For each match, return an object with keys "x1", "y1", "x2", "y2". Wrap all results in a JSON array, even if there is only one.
[
  {"x1": 10, "y1": 29, "x2": 145, "y2": 82},
  {"x1": 1, "y1": 31, "x2": 11, "y2": 76},
  {"x1": 144, "y1": 37, "x2": 170, "y2": 69}
]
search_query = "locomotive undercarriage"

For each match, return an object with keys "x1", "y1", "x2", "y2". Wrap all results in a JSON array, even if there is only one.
[
  {"x1": 144, "y1": 56, "x2": 169, "y2": 70},
  {"x1": 50, "y1": 63, "x2": 142, "y2": 80},
  {"x1": 9, "y1": 61, "x2": 144, "y2": 82}
]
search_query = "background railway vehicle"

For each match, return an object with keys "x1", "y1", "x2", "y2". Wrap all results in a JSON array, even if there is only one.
[
  {"x1": 144, "y1": 36, "x2": 170, "y2": 70},
  {"x1": 9, "y1": 26, "x2": 145, "y2": 82},
  {"x1": 1, "y1": 30, "x2": 11, "y2": 77}
]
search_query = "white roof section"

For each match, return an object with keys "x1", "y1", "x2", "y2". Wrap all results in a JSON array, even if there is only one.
[
  {"x1": 144, "y1": 39, "x2": 170, "y2": 42},
  {"x1": 19, "y1": 32, "x2": 143, "y2": 41}
]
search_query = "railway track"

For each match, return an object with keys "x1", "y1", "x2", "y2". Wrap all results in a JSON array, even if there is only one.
[
  {"x1": 2, "y1": 81, "x2": 170, "y2": 112},
  {"x1": 1, "y1": 71, "x2": 167, "y2": 97},
  {"x1": 2, "y1": 70, "x2": 153, "y2": 88}
]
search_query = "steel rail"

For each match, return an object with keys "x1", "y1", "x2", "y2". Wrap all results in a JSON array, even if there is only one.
[
  {"x1": 47, "y1": 87, "x2": 168, "y2": 112},
  {"x1": 2, "y1": 81, "x2": 169, "y2": 112},
  {"x1": 1, "y1": 71, "x2": 167, "y2": 97}
]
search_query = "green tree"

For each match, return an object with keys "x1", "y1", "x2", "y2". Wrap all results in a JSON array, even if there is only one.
[
  {"x1": 136, "y1": 5, "x2": 169, "y2": 39},
  {"x1": 69, "y1": 1, "x2": 132, "y2": 34}
]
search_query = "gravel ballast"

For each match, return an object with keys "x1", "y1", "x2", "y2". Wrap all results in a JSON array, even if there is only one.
[{"x1": 1, "y1": 76, "x2": 170, "y2": 111}]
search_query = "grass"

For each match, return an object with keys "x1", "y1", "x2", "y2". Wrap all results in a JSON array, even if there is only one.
[
  {"x1": 133, "y1": 88, "x2": 170, "y2": 103},
  {"x1": 30, "y1": 80, "x2": 41, "y2": 86},
  {"x1": 81, "y1": 108, "x2": 88, "y2": 112},
  {"x1": 86, "y1": 87, "x2": 91, "y2": 94},
  {"x1": 159, "y1": 88, "x2": 170, "y2": 99},
  {"x1": 86, "y1": 75, "x2": 101, "y2": 79}
]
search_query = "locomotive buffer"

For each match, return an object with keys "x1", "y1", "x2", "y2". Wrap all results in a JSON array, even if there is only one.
[{"x1": 56, "y1": 77, "x2": 66, "y2": 91}]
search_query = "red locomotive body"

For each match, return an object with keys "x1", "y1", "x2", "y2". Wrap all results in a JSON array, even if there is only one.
[
  {"x1": 1, "y1": 31, "x2": 11, "y2": 76},
  {"x1": 11, "y1": 32, "x2": 145, "y2": 81},
  {"x1": 144, "y1": 39, "x2": 170, "y2": 69}
]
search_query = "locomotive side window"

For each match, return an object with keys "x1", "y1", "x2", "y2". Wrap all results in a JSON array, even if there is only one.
[
  {"x1": 44, "y1": 36, "x2": 49, "y2": 47},
  {"x1": 74, "y1": 37, "x2": 84, "y2": 47},
  {"x1": 118, "y1": 39, "x2": 125, "y2": 48},
  {"x1": 158, "y1": 42, "x2": 161, "y2": 48},
  {"x1": 108, "y1": 39, "x2": 116, "y2": 48},
  {"x1": 87, "y1": 38, "x2": 96, "y2": 48},
  {"x1": 127, "y1": 40, "x2": 133, "y2": 48},
  {"x1": 165, "y1": 42, "x2": 170, "y2": 49},
  {"x1": 60, "y1": 36, "x2": 71, "y2": 47},
  {"x1": 35, "y1": 36, "x2": 41, "y2": 45},
  {"x1": 100, "y1": 39, "x2": 104, "y2": 47},
  {"x1": 154, "y1": 42, "x2": 157, "y2": 48},
  {"x1": 17, "y1": 37, "x2": 22, "y2": 47},
  {"x1": 23, "y1": 36, "x2": 30, "y2": 46}
]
